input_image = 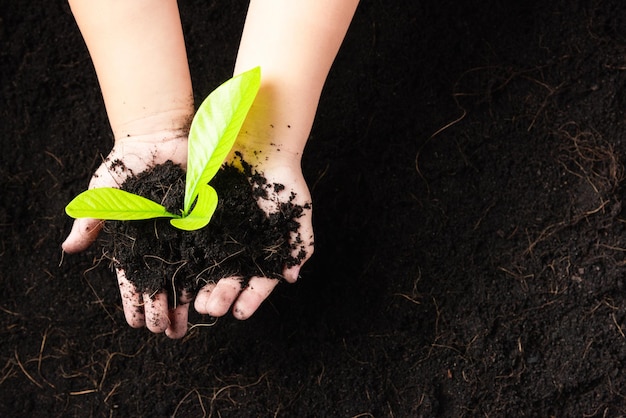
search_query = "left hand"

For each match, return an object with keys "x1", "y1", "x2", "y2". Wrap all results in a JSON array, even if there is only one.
[{"x1": 194, "y1": 151, "x2": 314, "y2": 320}]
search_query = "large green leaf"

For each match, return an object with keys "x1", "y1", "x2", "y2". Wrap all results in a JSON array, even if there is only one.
[
  {"x1": 170, "y1": 184, "x2": 218, "y2": 231},
  {"x1": 183, "y1": 66, "x2": 261, "y2": 214},
  {"x1": 65, "y1": 188, "x2": 176, "y2": 221}
]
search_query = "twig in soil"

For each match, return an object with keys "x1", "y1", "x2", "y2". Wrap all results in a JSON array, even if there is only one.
[
  {"x1": 555, "y1": 122, "x2": 623, "y2": 197},
  {"x1": 432, "y1": 296, "x2": 442, "y2": 344},
  {"x1": 159, "y1": 183, "x2": 177, "y2": 207},
  {"x1": 59, "y1": 364, "x2": 98, "y2": 390},
  {"x1": 582, "y1": 339, "x2": 594, "y2": 360},
  {"x1": 170, "y1": 261, "x2": 188, "y2": 309},
  {"x1": 172, "y1": 389, "x2": 207, "y2": 418},
  {"x1": 526, "y1": 79, "x2": 565, "y2": 131},
  {"x1": 194, "y1": 249, "x2": 246, "y2": 284},
  {"x1": 103, "y1": 381, "x2": 122, "y2": 405},
  {"x1": 142, "y1": 254, "x2": 186, "y2": 269},
  {"x1": 606, "y1": 375, "x2": 626, "y2": 403},
  {"x1": 394, "y1": 267, "x2": 423, "y2": 305},
  {"x1": 499, "y1": 266, "x2": 535, "y2": 281},
  {"x1": 44, "y1": 150, "x2": 64, "y2": 167},
  {"x1": 251, "y1": 258, "x2": 268, "y2": 279},
  {"x1": 598, "y1": 243, "x2": 626, "y2": 253},
  {"x1": 153, "y1": 219, "x2": 159, "y2": 240},
  {"x1": 69, "y1": 388, "x2": 98, "y2": 396},
  {"x1": 611, "y1": 313, "x2": 626, "y2": 339},
  {"x1": 414, "y1": 90, "x2": 465, "y2": 193},
  {"x1": 523, "y1": 221, "x2": 567, "y2": 255},
  {"x1": 14, "y1": 349, "x2": 43, "y2": 389},
  {"x1": 37, "y1": 327, "x2": 55, "y2": 388},
  {"x1": 82, "y1": 251, "x2": 116, "y2": 322},
  {"x1": 0, "y1": 359, "x2": 16, "y2": 386},
  {"x1": 394, "y1": 293, "x2": 421, "y2": 305},
  {"x1": 82, "y1": 249, "x2": 107, "y2": 276},
  {"x1": 583, "y1": 199, "x2": 610, "y2": 216},
  {"x1": 342, "y1": 339, "x2": 371, "y2": 366},
  {"x1": 206, "y1": 373, "x2": 269, "y2": 417},
  {"x1": 187, "y1": 317, "x2": 219, "y2": 331},
  {"x1": 0, "y1": 305, "x2": 19, "y2": 316},
  {"x1": 310, "y1": 161, "x2": 330, "y2": 193},
  {"x1": 473, "y1": 200, "x2": 497, "y2": 231},
  {"x1": 263, "y1": 241, "x2": 286, "y2": 260},
  {"x1": 84, "y1": 276, "x2": 116, "y2": 322},
  {"x1": 428, "y1": 108, "x2": 467, "y2": 141},
  {"x1": 316, "y1": 361, "x2": 325, "y2": 386},
  {"x1": 98, "y1": 344, "x2": 147, "y2": 391},
  {"x1": 147, "y1": 288, "x2": 160, "y2": 300}
]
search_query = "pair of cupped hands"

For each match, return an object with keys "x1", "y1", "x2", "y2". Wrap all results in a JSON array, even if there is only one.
[{"x1": 62, "y1": 133, "x2": 313, "y2": 339}]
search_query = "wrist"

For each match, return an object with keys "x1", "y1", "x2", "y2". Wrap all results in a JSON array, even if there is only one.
[
  {"x1": 229, "y1": 136, "x2": 304, "y2": 172},
  {"x1": 90, "y1": 129, "x2": 188, "y2": 190},
  {"x1": 111, "y1": 108, "x2": 193, "y2": 142}
]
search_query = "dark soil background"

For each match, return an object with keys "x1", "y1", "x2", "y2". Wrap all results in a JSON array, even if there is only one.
[{"x1": 4, "y1": 0, "x2": 626, "y2": 416}]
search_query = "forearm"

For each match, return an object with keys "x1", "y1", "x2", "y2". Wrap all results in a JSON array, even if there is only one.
[
  {"x1": 68, "y1": 0, "x2": 194, "y2": 140},
  {"x1": 233, "y1": 0, "x2": 359, "y2": 163}
]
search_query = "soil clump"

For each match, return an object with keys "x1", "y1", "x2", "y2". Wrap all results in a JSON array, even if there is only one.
[{"x1": 104, "y1": 159, "x2": 306, "y2": 303}]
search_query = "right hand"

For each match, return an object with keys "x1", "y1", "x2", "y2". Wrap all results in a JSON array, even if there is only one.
[{"x1": 62, "y1": 132, "x2": 191, "y2": 338}]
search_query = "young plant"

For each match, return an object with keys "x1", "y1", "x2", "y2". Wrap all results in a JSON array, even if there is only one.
[{"x1": 65, "y1": 67, "x2": 261, "y2": 231}]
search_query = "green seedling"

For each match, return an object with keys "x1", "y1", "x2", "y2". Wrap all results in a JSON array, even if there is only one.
[{"x1": 65, "y1": 67, "x2": 261, "y2": 231}]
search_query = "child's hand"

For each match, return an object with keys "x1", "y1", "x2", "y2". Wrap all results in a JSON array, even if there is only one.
[
  {"x1": 194, "y1": 152, "x2": 314, "y2": 320},
  {"x1": 62, "y1": 132, "x2": 191, "y2": 339}
]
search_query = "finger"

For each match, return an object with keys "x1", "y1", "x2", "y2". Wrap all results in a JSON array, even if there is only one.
[
  {"x1": 165, "y1": 303, "x2": 189, "y2": 339},
  {"x1": 193, "y1": 281, "x2": 216, "y2": 314},
  {"x1": 283, "y1": 264, "x2": 301, "y2": 284},
  {"x1": 165, "y1": 289, "x2": 192, "y2": 339},
  {"x1": 61, "y1": 218, "x2": 103, "y2": 253},
  {"x1": 194, "y1": 277, "x2": 242, "y2": 317},
  {"x1": 143, "y1": 292, "x2": 169, "y2": 333},
  {"x1": 283, "y1": 205, "x2": 314, "y2": 283},
  {"x1": 116, "y1": 268, "x2": 145, "y2": 328},
  {"x1": 232, "y1": 276, "x2": 279, "y2": 320}
]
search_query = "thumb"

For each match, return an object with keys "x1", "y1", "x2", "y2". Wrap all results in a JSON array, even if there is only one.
[
  {"x1": 283, "y1": 204, "x2": 314, "y2": 283},
  {"x1": 62, "y1": 217, "x2": 103, "y2": 253}
]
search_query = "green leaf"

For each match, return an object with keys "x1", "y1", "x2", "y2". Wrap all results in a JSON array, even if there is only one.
[
  {"x1": 170, "y1": 184, "x2": 218, "y2": 231},
  {"x1": 64, "y1": 68, "x2": 261, "y2": 231},
  {"x1": 65, "y1": 188, "x2": 177, "y2": 221},
  {"x1": 183, "y1": 66, "x2": 261, "y2": 214}
]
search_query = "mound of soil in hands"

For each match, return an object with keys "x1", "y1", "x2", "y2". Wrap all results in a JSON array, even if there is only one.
[{"x1": 103, "y1": 158, "x2": 307, "y2": 304}]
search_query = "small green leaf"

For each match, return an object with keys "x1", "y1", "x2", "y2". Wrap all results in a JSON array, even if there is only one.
[
  {"x1": 65, "y1": 68, "x2": 261, "y2": 230},
  {"x1": 183, "y1": 66, "x2": 261, "y2": 214},
  {"x1": 65, "y1": 188, "x2": 177, "y2": 221},
  {"x1": 170, "y1": 184, "x2": 218, "y2": 231}
]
